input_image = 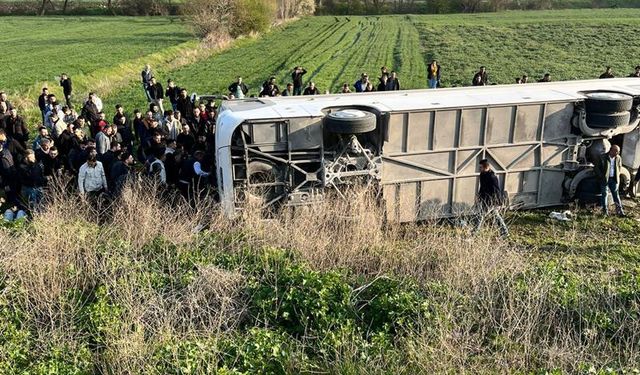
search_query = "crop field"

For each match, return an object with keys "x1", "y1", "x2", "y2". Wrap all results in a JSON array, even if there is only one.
[
  {"x1": 0, "y1": 17, "x2": 193, "y2": 94},
  {"x1": 96, "y1": 9, "x2": 640, "y2": 113},
  {"x1": 1, "y1": 9, "x2": 640, "y2": 374}
]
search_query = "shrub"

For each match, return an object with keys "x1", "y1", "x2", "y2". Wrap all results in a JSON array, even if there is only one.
[{"x1": 232, "y1": 0, "x2": 276, "y2": 37}]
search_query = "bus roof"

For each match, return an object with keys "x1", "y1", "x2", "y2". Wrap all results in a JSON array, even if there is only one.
[{"x1": 219, "y1": 78, "x2": 640, "y2": 120}]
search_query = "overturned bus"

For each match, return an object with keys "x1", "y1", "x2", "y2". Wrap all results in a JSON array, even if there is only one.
[{"x1": 213, "y1": 78, "x2": 640, "y2": 222}]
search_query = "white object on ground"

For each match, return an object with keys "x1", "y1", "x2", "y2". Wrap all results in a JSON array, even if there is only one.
[{"x1": 549, "y1": 210, "x2": 573, "y2": 221}]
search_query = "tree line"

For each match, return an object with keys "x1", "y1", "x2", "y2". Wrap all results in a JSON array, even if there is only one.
[{"x1": 316, "y1": 0, "x2": 640, "y2": 15}]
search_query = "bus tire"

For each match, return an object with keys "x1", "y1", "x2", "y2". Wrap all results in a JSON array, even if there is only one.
[
  {"x1": 585, "y1": 92, "x2": 634, "y2": 113},
  {"x1": 575, "y1": 176, "x2": 602, "y2": 205},
  {"x1": 325, "y1": 109, "x2": 377, "y2": 134},
  {"x1": 586, "y1": 111, "x2": 631, "y2": 129}
]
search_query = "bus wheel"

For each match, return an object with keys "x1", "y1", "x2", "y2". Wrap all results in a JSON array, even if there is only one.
[
  {"x1": 585, "y1": 92, "x2": 634, "y2": 114},
  {"x1": 324, "y1": 109, "x2": 376, "y2": 134},
  {"x1": 247, "y1": 160, "x2": 283, "y2": 200}
]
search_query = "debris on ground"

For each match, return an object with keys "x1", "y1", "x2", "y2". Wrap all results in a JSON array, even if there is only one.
[{"x1": 549, "y1": 210, "x2": 574, "y2": 221}]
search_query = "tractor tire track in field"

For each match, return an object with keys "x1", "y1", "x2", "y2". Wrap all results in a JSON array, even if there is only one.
[
  {"x1": 306, "y1": 21, "x2": 369, "y2": 87},
  {"x1": 326, "y1": 27, "x2": 367, "y2": 91},
  {"x1": 233, "y1": 20, "x2": 345, "y2": 90},
  {"x1": 271, "y1": 19, "x2": 354, "y2": 82}
]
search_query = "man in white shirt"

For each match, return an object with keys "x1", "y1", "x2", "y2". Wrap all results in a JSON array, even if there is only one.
[{"x1": 78, "y1": 152, "x2": 108, "y2": 197}]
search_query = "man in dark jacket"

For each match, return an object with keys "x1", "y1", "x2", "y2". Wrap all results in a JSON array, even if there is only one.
[
  {"x1": 60, "y1": 73, "x2": 73, "y2": 106},
  {"x1": 387, "y1": 71, "x2": 400, "y2": 91},
  {"x1": 538, "y1": 73, "x2": 551, "y2": 83},
  {"x1": 260, "y1": 77, "x2": 280, "y2": 97},
  {"x1": 38, "y1": 87, "x2": 49, "y2": 123},
  {"x1": 594, "y1": 145, "x2": 625, "y2": 216},
  {"x1": 599, "y1": 66, "x2": 615, "y2": 79},
  {"x1": 147, "y1": 77, "x2": 165, "y2": 113},
  {"x1": 228, "y1": 77, "x2": 249, "y2": 99},
  {"x1": 472, "y1": 66, "x2": 488, "y2": 86},
  {"x1": 0, "y1": 134, "x2": 19, "y2": 208},
  {"x1": 81, "y1": 93, "x2": 100, "y2": 127},
  {"x1": 57, "y1": 122, "x2": 76, "y2": 158},
  {"x1": 291, "y1": 67, "x2": 307, "y2": 96},
  {"x1": 19, "y1": 150, "x2": 47, "y2": 207},
  {"x1": 176, "y1": 89, "x2": 193, "y2": 120},
  {"x1": 177, "y1": 125, "x2": 196, "y2": 154},
  {"x1": 110, "y1": 152, "x2": 134, "y2": 197},
  {"x1": 303, "y1": 82, "x2": 320, "y2": 96},
  {"x1": 3, "y1": 108, "x2": 29, "y2": 149},
  {"x1": 165, "y1": 79, "x2": 181, "y2": 111},
  {"x1": 629, "y1": 66, "x2": 640, "y2": 78},
  {"x1": 473, "y1": 159, "x2": 508, "y2": 237}
]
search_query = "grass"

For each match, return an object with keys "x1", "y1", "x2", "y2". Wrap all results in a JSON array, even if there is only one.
[
  {"x1": 0, "y1": 181, "x2": 638, "y2": 373},
  {"x1": 0, "y1": 17, "x2": 192, "y2": 95},
  {"x1": 101, "y1": 9, "x2": 640, "y2": 115},
  {"x1": 2, "y1": 9, "x2": 640, "y2": 372}
]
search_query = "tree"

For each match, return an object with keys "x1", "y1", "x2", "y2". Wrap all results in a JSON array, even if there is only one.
[
  {"x1": 39, "y1": 0, "x2": 55, "y2": 15},
  {"x1": 460, "y1": 0, "x2": 482, "y2": 12}
]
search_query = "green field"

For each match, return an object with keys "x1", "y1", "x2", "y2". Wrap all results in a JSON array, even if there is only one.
[
  {"x1": 96, "y1": 9, "x2": 640, "y2": 114},
  {"x1": 0, "y1": 17, "x2": 193, "y2": 94},
  {"x1": 1, "y1": 10, "x2": 640, "y2": 373}
]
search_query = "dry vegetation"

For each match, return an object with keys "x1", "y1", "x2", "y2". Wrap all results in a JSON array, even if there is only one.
[{"x1": 0, "y1": 181, "x2": 638, "y2": 373}]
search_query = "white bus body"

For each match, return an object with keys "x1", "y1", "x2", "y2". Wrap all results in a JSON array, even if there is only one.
[{"x1": 214, "y1": 78, "x2": 640, "y2": 222}]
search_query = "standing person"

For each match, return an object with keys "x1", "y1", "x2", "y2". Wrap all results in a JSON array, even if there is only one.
[
  {"x1": 515, "y1": 77, "x2": 523, "y2": 84},
  {"x1": 148, "y1": 148, "x2": 167, "y2": 186},
  {"x1": 19, "y1": 150, "x2": 47, "y2": 208},
  {"x1": 228, "y1": 77, "x2": 249, "y2": 99},
  {"x1": 95, "y1": 126, "x2": 112, "y2": 155},
  {"x1": 177, "y1": 125, "x2": 195, "y2": 154},
  {"x1": 538, "y1": 73, "x2": 551, "y2": 82},
  {"x1": 521, "y1": 74, "x2": 529, "y2": 84},
  {"x1": 59, "y1": 73, "x2": 73, "y2": 106},
  {"x1": 599, "y1": 66, "x2": 615, "y2": 79},
  {"x1": 81, "y1": 93, "x2": 100, "y2": 128},
  {"x1": 165, "y1": 79, "x2": 180, "y2": 111},
  {"x1": 291, "y1": 67, "x2": 307, "y2": 96},
  {"x1": 162, "y1": 110, "x2": 182, "y2": 140},
  {"x1": 387, "y1": 71, "x2": 400, "y2": 91},
  {"x1": 78, "y1": 152, "x2": 108, "y2": 198},
  {"x1": 303, "y1": 82, "x2": 320, "y2": 96},
  {"x1": 354, "y1": 73, "x2": 369, "y2": 93},
  {"x1": 176, "y1": 89, "x2": 193, "y2": 120},
  {"x1": 341, "y1": 83, "x2": 352, "y2": 93},
  {"x1": 281, "y1": 83, "x2": 294, "y2": 96},
  {"x1": 380, "y1": 66, "x2": 389, "y2": 80},
  {"x1": 0, "y1": 92, "x2": 12, "y2": 117},
  {"x1": 260, "y1": 81, "x2": 280, "y2": 97},
  {"x1": 110, "y1": 152, "x2": 134, "y2": 197},
  {"x1": 594, "y1": 145, "x2": 625, "y2": 217},
  {"x1": 147, "y1": 77, "x2": 165, "y2": 113},
  {"x1": 473, "y1": 159, "x2": 509, "y2": 237},
  {"x1": 427, "y1": 60, "x2": 441, "y2": 89},
  {"x1": 629, "y1": 66, "x2": 640, "y2": 77},
  {"x1": 3, "y1": 108, "x2": 29, "y2": 149},
  {"x1": 377, "y1": 75, "x2": 389, "y2": 92},
  {"x1": 0, "y1": 131, "x2": 19, "y2": 208},
  {"x1": 38, "y1": 87, "x2": 49, "y2": 123},
  {"x1": 472, "y1": 66, "x2": 488, "y2": 86},
  {"x1": 141, "y1": 64, "x2": 153, "y2": 100}
]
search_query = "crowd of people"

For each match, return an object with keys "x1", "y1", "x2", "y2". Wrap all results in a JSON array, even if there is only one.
[{"x1": 0, "y1": 61, "x2": 639, "y2": 221}]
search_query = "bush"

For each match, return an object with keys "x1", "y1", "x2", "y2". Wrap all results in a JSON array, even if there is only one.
[
  {"x1": 117, "y1": 0, "x2": 170, "y2": 15},
  {"x1": 231, "y1": 0, "x2": 276, "y2": 37},
  {"x1": 183, "y1": 0, "x2": 275, "y2": 40}
]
